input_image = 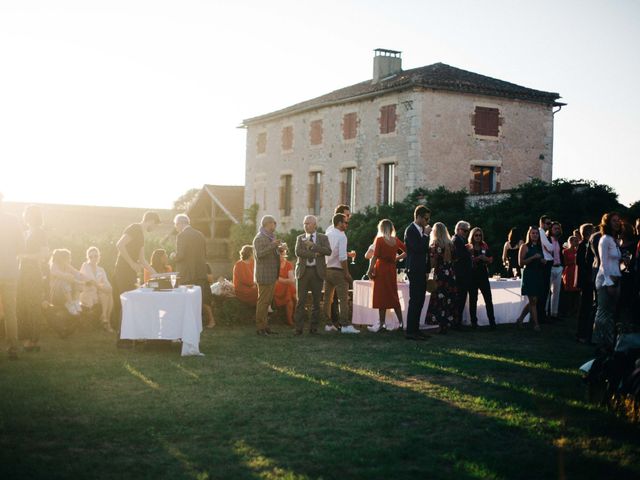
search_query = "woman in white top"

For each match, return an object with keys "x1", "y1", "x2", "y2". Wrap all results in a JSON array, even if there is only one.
[
  {"x1": 49, "y1": 249, "x2": 90, "y2": 315},
  {"x1": 592, "y1": 212, "x2": 622, "y2": 350},
  {"x1": 79, "y1": 246, "x2": 114, "y2": 332}
]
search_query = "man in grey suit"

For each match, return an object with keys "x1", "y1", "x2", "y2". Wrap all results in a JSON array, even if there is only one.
[
  {"x1": 293, "y1": 215, "x2": 332, "y2": 335},
  {"x1": 253, "y1": 215, "x2": 285, "y2": 336},
  {"x1": 173, "y1": 214, "x2": 215, "y2": 328}
]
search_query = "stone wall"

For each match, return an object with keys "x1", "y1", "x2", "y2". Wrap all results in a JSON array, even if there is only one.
[{"x1": 244, "y1": 90, "x2": 554, "y2": 232}]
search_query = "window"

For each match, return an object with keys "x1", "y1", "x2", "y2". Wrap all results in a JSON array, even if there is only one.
[
  {"x1": 342, "y1": 112, "x2": 357, "y2": 140},
  {"x1": 379, "y1": 104, "x2": 396, "y2": 134},
  {"x1": 341, "y1": 167, "x2": 356, "y2": 209},
  {"x1": 470, "y1": 166, "x2": 497, "y2": 194},
  {"x1": 279, "y1": 175, "x2": 293, "y2": 216},
  {"x1": 380, "y1": 163, "x2": 395, "y2": 205},
  {"x1": 308, "y1": 172, "x2": 322, "y2": 215},
  {"x1": 474, "y1": 107, "x2": 500, "y2": 136},
  {"x1": 256, "y1": 132, "x2": 267, "y2": 154},
  {"x1": 310, "y1": 119, "x2": 323, "y2": 145},
  {"x1": 281, "y1": 126, "x2": 293, "y2": 151}
]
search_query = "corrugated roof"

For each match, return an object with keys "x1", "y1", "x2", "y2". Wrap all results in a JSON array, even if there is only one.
[{"x1": 243, "y1": 62, "x2": 563, "y2": 125}]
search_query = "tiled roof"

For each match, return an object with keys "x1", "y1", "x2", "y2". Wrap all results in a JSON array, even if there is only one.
[{"x1": 243, "y1": 62, "x2": 563, "y2": 125}]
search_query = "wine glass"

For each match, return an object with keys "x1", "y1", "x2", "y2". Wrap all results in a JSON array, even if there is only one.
[
  {"x1": 349, "y1": 250, "x2": 356, "y2": 264},
  {"x1": 170, "y1": 274, "x2": 177, "y2": 289}
]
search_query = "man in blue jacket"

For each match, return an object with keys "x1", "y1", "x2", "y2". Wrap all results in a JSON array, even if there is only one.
[{"x1": 403, "y1": 205, "x2": 432, "y2": 341}]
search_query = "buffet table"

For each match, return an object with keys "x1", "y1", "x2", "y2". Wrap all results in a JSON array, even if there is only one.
[
  {"x1": 352, "y1": 278, "x2": 527, "y2": 329},
  {"x1": 120, "y1": 286, "x2": 203, "y2": 356}
]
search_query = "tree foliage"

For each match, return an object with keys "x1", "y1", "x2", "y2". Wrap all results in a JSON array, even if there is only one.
[
  {"x1": 172, "y1": 188, "x2": 200, "y2": 212},
  {"x1": 228, "y1": 203, "x2": 259, "y2": 261}
]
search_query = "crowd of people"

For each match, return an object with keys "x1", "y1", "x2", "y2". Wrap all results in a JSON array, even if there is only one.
[
  {"x1": 1, "y1": 189, "x2": 639, "y2": 358},
  {"x1": 233, "y1": 204, "x2": 639, "y2": 349}
]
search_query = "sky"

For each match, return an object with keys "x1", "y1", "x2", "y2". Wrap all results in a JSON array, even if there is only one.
[{"x1": 1, "y1": 0, "x2": 638, "y2": 209}]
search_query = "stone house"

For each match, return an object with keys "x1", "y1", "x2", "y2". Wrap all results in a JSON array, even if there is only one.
[{"x1": 242, "y1": 49, "x2": 564, "y2": 230}]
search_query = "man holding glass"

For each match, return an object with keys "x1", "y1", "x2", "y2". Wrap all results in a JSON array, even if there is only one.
[
  {"x1": 324, "y1": 213, "x2": 359, "y2": 334},
  {"x1": 293, "y1": 215, "x2": 332, "y2": 335},
  {"x1": 173, "y1": 214, "x2": 215, "y2": 328},
  {"x1": 253, "y1": 215, "x2": 285, "y2": 336}
]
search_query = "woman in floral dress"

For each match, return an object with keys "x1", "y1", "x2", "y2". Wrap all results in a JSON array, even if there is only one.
[{"x1": 426, "y1": 222, "x2": 457, "y2": 333}]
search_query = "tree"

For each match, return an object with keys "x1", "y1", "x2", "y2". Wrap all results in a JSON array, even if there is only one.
[
  {"x1": 228, "y1": 204, "x2": 259, "y2": 261},
  {"x1": 173, "y1": 188, "x2": 200, "y2": 212}
]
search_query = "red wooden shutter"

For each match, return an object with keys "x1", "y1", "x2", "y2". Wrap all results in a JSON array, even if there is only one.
[{"x1": 388, "y1": 105, "x2": 396, "y2": 133}]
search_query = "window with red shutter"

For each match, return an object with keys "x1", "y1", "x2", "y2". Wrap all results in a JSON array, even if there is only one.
[
  {"x1": 257, "y1": 132, "x2": 267, "y2": 154},
  {"x1": 281, "y1": 175, "x2": 293, "y2": 216},
  {"x1": 474, "y1": 107, "x2": 500, "y2": 136},
  {"x1": 380, "y1": 105, "x2": 396, "y2": 134},
  {"x1": 343, "y1": 113, "x2": 357, "y2": 140},
  {"x1": 310, "y1": 120, "x2": 323, "y2": 145},
  {"x1": 281, "y1": 126, "x2": 293, "y2": 151}
]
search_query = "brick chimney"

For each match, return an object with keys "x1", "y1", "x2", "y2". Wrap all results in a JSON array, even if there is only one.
[{"x1": 373, "y1": 48, "x2": 402, "y2": 83}]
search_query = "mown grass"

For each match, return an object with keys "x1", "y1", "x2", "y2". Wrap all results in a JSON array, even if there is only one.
[{"x1": 1, "y1": 319, "x2": 638, "y2": 480}]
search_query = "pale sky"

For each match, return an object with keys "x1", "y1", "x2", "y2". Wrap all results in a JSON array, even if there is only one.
[{"x1": 1, "y1": 0, "x2": 638, "y2": 209}]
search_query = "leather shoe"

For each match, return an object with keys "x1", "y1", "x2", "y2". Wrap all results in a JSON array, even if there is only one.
[
  {"x1": 294, "y1": 329, "x2": 303, "y2": 336},
  {"x1": 264, "y1": 328, "x2": 279, "y2": 335},
  {"x1": 405, "y1": 333, "x2": 428, "y2": 341},
  {"x1": 309, "y1": 328, "x2": 318, "y2": 335},
  {"x1": 256, "y1": 329, "x2": 269, "y2": 336}
]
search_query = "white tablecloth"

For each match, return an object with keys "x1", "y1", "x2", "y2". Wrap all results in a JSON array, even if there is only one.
[
  {"x1": 352, "y1": 278, "x2": 528, "y2": 329},
  {"x1": 120, "y1": 286, "x2": 203, "y2": 356}
]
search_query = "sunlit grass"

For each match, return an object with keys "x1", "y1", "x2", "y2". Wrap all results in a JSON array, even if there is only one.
[
  {"x1": 233, "y1": 440, "x2": 310, "y2": 480},
  {"x1": 414, "y1": 360, "x2": 596, "y2": 411},
  {"x1": 124, "y1": 361, "x2": 160, "y2": 389},
  {"x1": 261, "y1": 361, "x2": 351, "y2": 395},
  {"x1": 442, "y1": 348, "x2": 580, "y2": 376}
]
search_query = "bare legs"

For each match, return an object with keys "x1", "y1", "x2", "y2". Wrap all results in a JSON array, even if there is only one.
[
  {"x1": 516, "y1": 296, "x2": 540, "y2": 331},
  {"x1": 375, "y1": 307, "x2": 404, "y2": 331}
]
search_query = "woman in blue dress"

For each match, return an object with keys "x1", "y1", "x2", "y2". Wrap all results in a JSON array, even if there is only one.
[{"x1": 515, "y1": 227, "x2": 545, "y2": 331}]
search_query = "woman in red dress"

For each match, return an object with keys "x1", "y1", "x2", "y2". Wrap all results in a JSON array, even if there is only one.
[
  {"x1": 233, "y1": 245, "x2": 258, "y2": 306},
  {"x1": 562, "y1": 235, "x2": 580, "y2": 317},
  {"x1": 274, "y1": 248, "x2": 297, "y2": 326},
  {"x1": 366, "y1": 219, "x2": 406, "y2": 332}
]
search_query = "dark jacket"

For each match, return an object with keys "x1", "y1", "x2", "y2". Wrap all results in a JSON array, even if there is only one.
[
  {"x1": 174, "y1": 226, "x2": 208, "y2": 284},
  {"x1": 453, "y1": 234, "x2": 472, "y2": 283},
  {"x1": 403, "y1": 223, "x2": 430, "y2": 276}
]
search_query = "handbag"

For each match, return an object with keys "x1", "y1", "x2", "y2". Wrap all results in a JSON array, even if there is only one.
[{"x1": 426, "y1": 278, "x2": 437, "y2": 293}]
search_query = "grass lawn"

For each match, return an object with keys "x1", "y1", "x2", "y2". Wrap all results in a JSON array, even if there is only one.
[{"x1": 1, "y1": 318, "x2": 639, "y2": 480}]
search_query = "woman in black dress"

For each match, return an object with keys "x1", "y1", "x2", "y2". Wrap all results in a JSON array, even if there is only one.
[
  {"x1": 515, "y1": 227, "x2": 545, "y2": 331},
  {"x1": 426, "y1": 222, "x2": 457, "y2": 333},
  {"x1": 17, "y1": 205, "x2": 48, "y2": 352},
  {"x1": 467, "y1": 227, "x2": 496, "y2": 329},
  {"x1": 502, "y1": 227, "x2": 523, "y2": 278}
]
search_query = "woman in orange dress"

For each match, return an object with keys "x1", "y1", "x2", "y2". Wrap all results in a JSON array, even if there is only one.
[
  {"x1": 274, "y1": 248, "x2": 297, "y2": 326},
  {"x1": 233, "y1": 245, "x2": 258, "y2": 306},
  {"x1": 366, "y1": 219, "x2": 407, "y2": 332}
]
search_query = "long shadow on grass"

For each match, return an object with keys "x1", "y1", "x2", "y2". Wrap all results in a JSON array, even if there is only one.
[{"x1": 316, "y1": 361, "x2": 639, "y2": 480}]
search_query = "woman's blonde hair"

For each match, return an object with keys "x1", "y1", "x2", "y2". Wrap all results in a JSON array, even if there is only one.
[
  {"x1": 430, "y1": 222, "x2": 453, "y2": 262},
  {"x1": 376, "y1": 219, "x2": 396, "y2": 238}
]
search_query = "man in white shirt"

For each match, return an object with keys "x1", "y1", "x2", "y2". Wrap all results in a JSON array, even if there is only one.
[
  {"x1": 326, "y1": 205, "x2": 351, "y2": 326},
  {"x1": 324, "y1": 213, "x2": 359, "y2": 333},
  {"x1": 537, "y1": 215, "x2": 553, "y2": 323},
  {"x1": 546, "y1": 222, "x2": 564, "y2": 320}
]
